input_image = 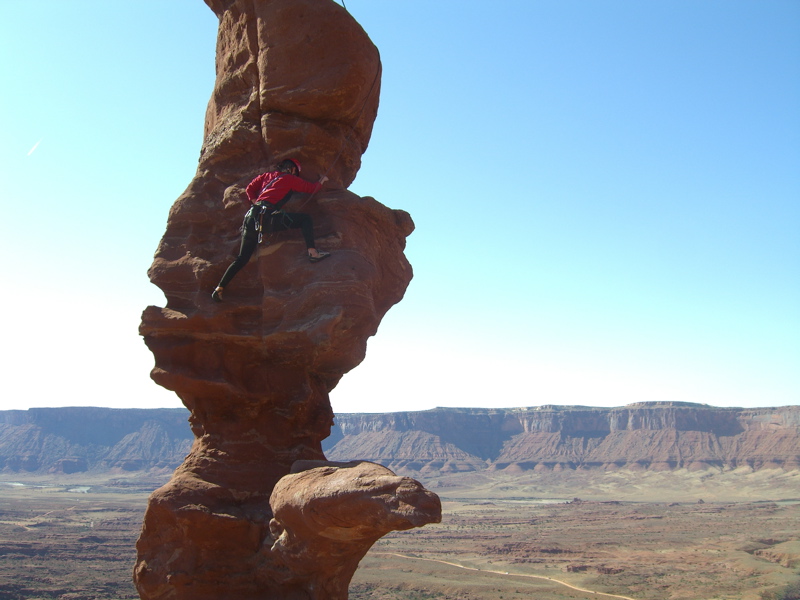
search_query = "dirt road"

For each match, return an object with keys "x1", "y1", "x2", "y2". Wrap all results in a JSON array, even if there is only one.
[{"x1": 378, "y1": 552, "x2": 640, "y2": 600}]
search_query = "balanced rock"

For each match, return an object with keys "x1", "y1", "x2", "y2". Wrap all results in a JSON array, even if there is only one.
[
  {"x1": 134, "y1": 1, "x2": 440, "y2": 598},
  {"x1": 268, "y1": 461, "x2": 441, "y2": 599}
]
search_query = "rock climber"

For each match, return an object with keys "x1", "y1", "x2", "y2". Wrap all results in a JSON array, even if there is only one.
[{"x1": 211, "y1": 158, "x2": 330, "y2": 302}]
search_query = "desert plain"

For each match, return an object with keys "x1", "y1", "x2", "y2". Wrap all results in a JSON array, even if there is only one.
[{"x1": 0, "y1": 467, "x2": 798, "y2": 600}]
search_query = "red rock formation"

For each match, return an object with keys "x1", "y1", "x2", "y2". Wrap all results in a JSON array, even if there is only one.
[
  {"x1": 267, "y1": 461, "x2": 441, "y2": 599},
  {"x1": 134, "y1": 1, "x2": 439, "y2": 598}
]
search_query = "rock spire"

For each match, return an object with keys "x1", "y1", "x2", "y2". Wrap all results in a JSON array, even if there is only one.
[{"x1": 133, "y1": 1, "x2": 440, "y2": 598}]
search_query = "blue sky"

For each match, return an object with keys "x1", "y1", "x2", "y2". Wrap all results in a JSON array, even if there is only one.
[{"x1": 1, "y1": 1, "x2": 797, "y2": 413}]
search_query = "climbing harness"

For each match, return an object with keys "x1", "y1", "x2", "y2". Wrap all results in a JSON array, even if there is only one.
[
  {"x1": 240, "y1": 173, "x2": 297, "y2": 245},
  {"x1": 252, "y1": 205, "x2": 293, "y2": 244},
  {"x1": 248, "y1": 203, "x2": 269, "y2": 244}
]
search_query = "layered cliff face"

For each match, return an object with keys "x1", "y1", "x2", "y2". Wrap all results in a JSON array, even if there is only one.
[
  {"x1": 325, "y1": 403, "x2": 800, "y2": 473},
  {"x1": 134, "y1": 1, "x2": 439, "y2": 599},
  {"x1": 1, "y1": 404, "x2": 796, "y2": 478},
  {"x1": 0, "y1": 408, "x2": 191, "y2": 474}
]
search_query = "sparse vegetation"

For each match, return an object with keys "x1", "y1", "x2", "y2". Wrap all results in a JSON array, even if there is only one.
[
  {"x1": 0, "y1": 480, "x2": 798, "y2": 599},
  {"x1": 354, "y1": 499, "x2": 800, "y2": 600},
  {"x1": 350, "y1": 584, "x2": 445, "y2": 599},
  {"x1": 762, "y1": 579, "x2": 800, "y2": 600}
]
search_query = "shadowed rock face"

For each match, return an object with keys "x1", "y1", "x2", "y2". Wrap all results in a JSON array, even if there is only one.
[{"x1": 133, "y1": 1, "x2": 439, "y2": 598}]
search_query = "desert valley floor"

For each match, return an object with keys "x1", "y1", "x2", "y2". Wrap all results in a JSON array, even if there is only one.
[{"x1": 0, "y1": 468, "x2": 798, "y2": 600}]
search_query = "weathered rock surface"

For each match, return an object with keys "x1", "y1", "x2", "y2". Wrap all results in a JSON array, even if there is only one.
[
  {"x1": 134, "y1": 1, "x2": 437, "y2": 599},
  {"x1": 267, "y1": 461, "x2": 441, "y2": 599}
]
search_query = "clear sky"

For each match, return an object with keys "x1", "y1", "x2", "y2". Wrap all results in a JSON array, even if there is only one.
[{"x1": 1, "y1": 1, "x2": 797, "y2": 413}]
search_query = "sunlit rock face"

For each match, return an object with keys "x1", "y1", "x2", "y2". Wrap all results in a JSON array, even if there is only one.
[
  {"x1": 267, "y1": 461, "x2": 441, "y2": 599},
  {"x1": 133, "y1": 1, "x2": 438, "y2": 598}
]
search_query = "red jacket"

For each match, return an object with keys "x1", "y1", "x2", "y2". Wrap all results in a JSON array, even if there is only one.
[{"x1": 245, "y1": 171, "x2": 321, "y2": 206}]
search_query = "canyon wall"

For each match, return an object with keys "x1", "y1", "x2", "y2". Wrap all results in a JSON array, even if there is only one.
[
  {"x1": 2, "y1": 403, "x2": 797, "y2": 477},
  {"x1": 0, "y1": 408, "x2": 190, "y2": 474},
  {"x1": 324, "y1": 402, "x2": 800, "y2": 473}
]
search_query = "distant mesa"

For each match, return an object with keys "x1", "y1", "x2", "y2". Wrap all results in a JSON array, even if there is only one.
[
  {"x1": 327, "y1": 402, "x2": 800, "y2": 473},
  {"x1": 2, "y1": 403, "x2": 798, "y2": 477},
  {"x1": 0, "y1": 408, "x2": 191, "y2": 475}
]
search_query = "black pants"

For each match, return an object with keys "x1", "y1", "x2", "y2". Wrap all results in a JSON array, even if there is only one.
[{"x1": 217, "y1": 209, "x2": 316, "y2": 289}]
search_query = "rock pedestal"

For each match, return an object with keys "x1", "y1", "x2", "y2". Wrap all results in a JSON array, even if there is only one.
[{"x1": 133, "y1": 1, "x2": 440, "y2": 598}]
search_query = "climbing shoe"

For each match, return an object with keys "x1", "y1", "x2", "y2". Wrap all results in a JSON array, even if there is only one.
[{"x1": 309, "y1": 251, "x2": 331, "y2": 263}]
